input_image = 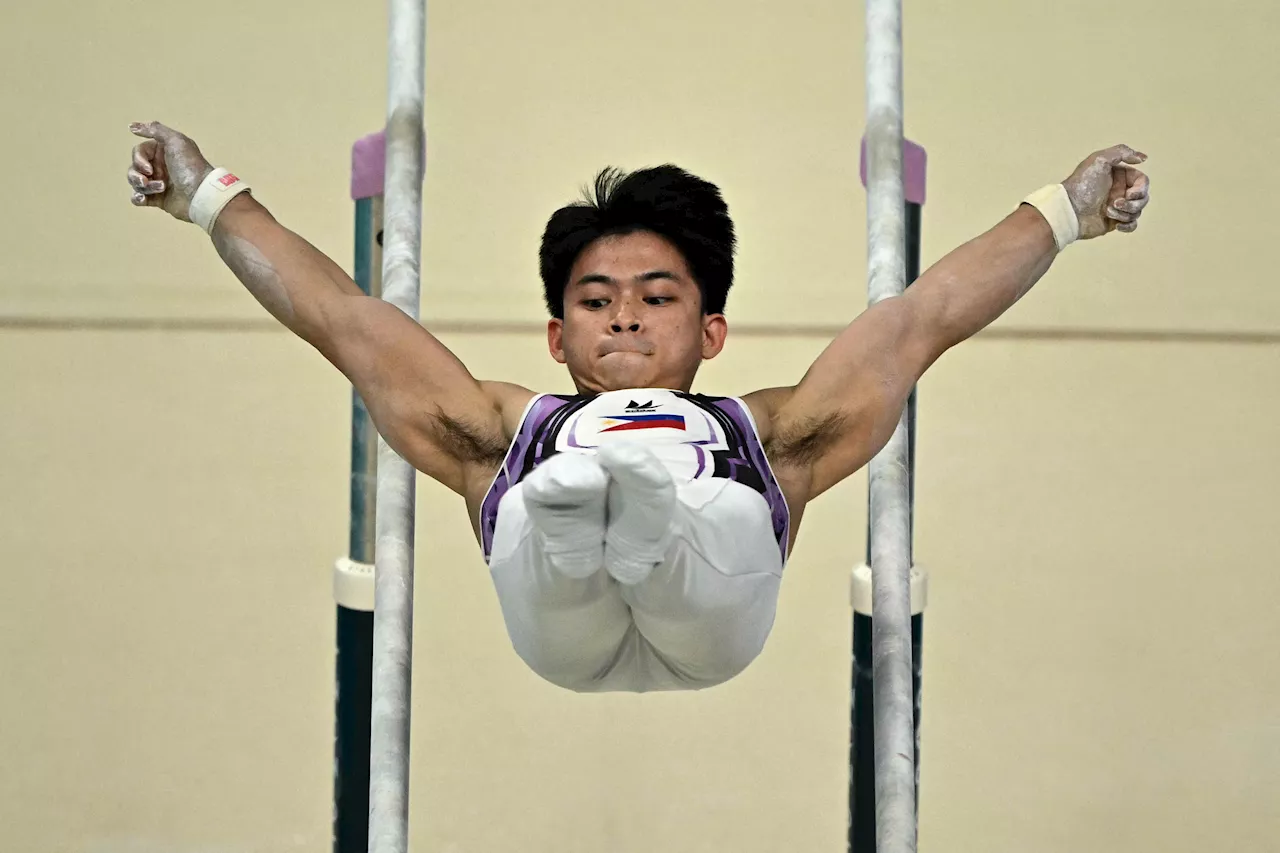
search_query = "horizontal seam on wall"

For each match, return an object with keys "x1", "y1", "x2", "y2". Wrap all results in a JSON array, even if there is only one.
[{"x1": 1, "y1": 316, "x2": 1278, "y2": 346}]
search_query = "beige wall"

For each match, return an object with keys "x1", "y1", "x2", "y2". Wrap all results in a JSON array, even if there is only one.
[{"x1": 1, "y1": 1, "x2": 1276, "y2": 852}]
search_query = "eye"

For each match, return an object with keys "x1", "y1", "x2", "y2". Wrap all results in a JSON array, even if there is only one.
[{"x1": 644, "y1": 296, "x2": 673, "y2": 305}]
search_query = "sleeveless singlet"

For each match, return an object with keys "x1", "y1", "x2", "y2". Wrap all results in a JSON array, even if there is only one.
[{"x1": 478, "y1": 388, "x2": 790, "y2": 565}]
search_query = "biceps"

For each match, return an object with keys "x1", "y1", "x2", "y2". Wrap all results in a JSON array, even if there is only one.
[
  {"x1": 788, "y1": 299, "x2": 924, "y2": 420},
  {"x1": 773, "y1": 297, "x2": 937, "y2": 494},
  {"x1": 320, "y1": 296, "x2": 502, "y2": 489}
]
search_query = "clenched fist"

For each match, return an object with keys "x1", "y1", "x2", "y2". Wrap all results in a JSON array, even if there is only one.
[
  {"x1": 1063, "y1": 144, "x2": 1151, "y2": 239},
  {"x1": 126, "y1": 122, "x2": 214, "y2": 222}
]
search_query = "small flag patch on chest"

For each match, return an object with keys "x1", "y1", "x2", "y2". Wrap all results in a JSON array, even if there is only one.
[{"x1": 600, "y1": 413, "x2": 687, "y2": 432}]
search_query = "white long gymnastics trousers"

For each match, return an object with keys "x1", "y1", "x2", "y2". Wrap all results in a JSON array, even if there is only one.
[{"x1": 486, "y1": 464, "x2": 784, "y2": 693}]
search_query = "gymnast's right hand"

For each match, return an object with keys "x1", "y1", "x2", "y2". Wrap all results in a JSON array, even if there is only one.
[{"x1": 125, "y1": 121, "x2": 214, "y2": 223}]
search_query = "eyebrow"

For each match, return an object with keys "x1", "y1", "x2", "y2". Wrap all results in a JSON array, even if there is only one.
[{"x1": 573, "y1": 270, "x2": 682, "y2": 287}]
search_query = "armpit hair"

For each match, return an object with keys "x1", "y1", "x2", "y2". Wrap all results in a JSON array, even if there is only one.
[
  {"x1": 431, "y1": 410, "x2": 509, "y2": 467},
  {"x1": 766, "y1": 410, "x2": 849, "y2": 467}
]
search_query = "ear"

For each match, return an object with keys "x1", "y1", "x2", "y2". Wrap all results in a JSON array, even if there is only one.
[
  {"x1": 547, "y1": 318, "x2": 567, "y2": 364},
  {"x1": 700, "y1": 313, "x2": 728, "y2": 360}
]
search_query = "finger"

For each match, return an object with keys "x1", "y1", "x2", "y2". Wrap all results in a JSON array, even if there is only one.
[
  {"x1": 132, "y1": 189, "x2": 166, "y2": 208},
  {"x1": 1109, "y1": 166, "x2": 1128, "y2": 210},
  {"x1": 1125, "y1": 170, "x2": 1150, "y2": 199},
  {"x1": 125, "y1": 168, "x2": 163, "y2": 195},
  {"x1": 1106, "y1": 205, "x2": 1136, "y2": 223},
  {"x1": 129, "y1": 121, "x2": 177, "y2": 143},
  {"x1": 127, "y1": 167, "x2": 164, "y2": 191},
  {"x1": 1101, "y1": 144, "x2": 1147, "y2": 166},
  {"x1": 132, "y1": 142, "x2": 156, "y2": 176},
  {"x1": 1115, "y1": 194, "x2": 1149, "y2": 214},
  {"x1": 1116, "y1": 220, "x2": 1138, "y2": 233}
]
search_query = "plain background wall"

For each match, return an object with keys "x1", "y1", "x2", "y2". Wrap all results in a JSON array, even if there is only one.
[{"x1": 1, "y1": 1, "x2": 1277, "y2": 852}]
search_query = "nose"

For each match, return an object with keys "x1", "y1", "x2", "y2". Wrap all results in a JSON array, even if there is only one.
[{"x1": 609, "y1": 299, "x2": 642, "y2": 334}]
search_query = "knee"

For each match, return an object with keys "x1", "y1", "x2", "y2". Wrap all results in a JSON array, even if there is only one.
[
  {"x1": 499, "y1": 611, "x2": 638, "y2": 693},
  {"x1": 645, "y1": 604, "x2": 777, "y2": 689},
  {"x1": 514, "y1": 643, "x2": 618, "y2": 693},
  {"x1": 657, "y1": 631, "x2": 770, "y2": 689}
]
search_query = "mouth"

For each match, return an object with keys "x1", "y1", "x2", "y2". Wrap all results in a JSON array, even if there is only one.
[{"x1": 598, "y1": 339, "x2": 655, "y2": 357}]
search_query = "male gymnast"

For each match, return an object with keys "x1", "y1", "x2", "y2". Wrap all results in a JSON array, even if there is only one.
[{"x1": 126, "y1": 121, "x2": 1151, "y2": 693}]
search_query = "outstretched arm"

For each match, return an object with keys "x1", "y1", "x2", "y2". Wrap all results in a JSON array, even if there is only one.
[
  {"x1": 127, "y1": 122, "x2": 529, "y2": 495},
  {"x1": 754, "y1": 144, "x2": 1151, "y2": 499}
]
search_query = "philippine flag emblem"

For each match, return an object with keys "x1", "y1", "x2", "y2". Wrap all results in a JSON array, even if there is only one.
[{"x1": 600, "y1": 413, "x2": 687, "y2": 432}]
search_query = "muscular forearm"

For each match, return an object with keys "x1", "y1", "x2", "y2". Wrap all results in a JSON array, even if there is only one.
[
  {"x1": 210, "y1": 194, "x2": 362, "y2": 342},
  {"x1": 909, "y1": 204, "x2": 1057, "y2": 350}
]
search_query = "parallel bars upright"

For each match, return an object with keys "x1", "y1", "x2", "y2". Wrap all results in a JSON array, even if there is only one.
[
  {"x1": 329, "y1": 3, "x2": 429, "y2": 851},
  {"x1": 339, "y1": 2, "x2": 429, "y2": 853},
  {"x1": 857, "y1": 1, "x2": 929, "y2": 852}
]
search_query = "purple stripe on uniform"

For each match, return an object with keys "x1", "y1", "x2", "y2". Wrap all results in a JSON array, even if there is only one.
[
  {"x1": 566, "y1": 416, "x2": 595, "y2": 449},
  {"x1": 707, "y1": 398, "x2": 791, "y2": 562},
  {"x1": 479, "y1": 395, "x2": 568, "y2": 562},
  {"x1": 689, "y1": 410, "x2": 721, "y2": 478}
]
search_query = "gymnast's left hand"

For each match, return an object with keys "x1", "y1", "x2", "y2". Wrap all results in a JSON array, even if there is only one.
[{"x1": 1062, "y1": 144, "x2": 1151, "y2": 239}]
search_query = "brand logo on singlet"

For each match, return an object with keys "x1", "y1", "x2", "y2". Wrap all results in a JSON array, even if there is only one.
[{"x1": 625, "y1": 400, "x2": 657, "y2": 413}]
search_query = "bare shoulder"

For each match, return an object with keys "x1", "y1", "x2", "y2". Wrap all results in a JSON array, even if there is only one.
[
  {"x1": 741, "y1": 383, "x2": 847, "y2": 471},
  {"x1": 738, "y1": 386, "x2": 794, "y2": 443},
  {"x1": 454, "y1": 381, "x2": 537, "y2": 508},
  {"x1": 479, "y1": 380, "x2": 539, "y2": 439},
  {"x1": 740, "y1": 385, "x2": 817, "y2": 522}
]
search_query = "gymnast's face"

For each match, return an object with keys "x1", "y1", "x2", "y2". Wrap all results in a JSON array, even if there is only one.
[{"x1": 547, "y1": 230, "x2": 727, "y2": 395}]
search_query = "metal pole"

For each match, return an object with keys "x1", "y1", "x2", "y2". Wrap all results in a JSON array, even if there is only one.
[
  {"x1": 864, "y1": 1, "x2": 916, "y2": 852},
  {"x1": 851, "y1": 153, "x2": 925, "y2": 851},
  {"x1": 368, "y1": 0, "x2": 426, "y2": 850}
]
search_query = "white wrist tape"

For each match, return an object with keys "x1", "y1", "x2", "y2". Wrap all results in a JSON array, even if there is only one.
[
  {"x1": 1022, "y1": 183, "x2": 1079, "y2": 252},
  {"x1": 189, "y1": 168, "x2": 252, "y2": 234}
]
